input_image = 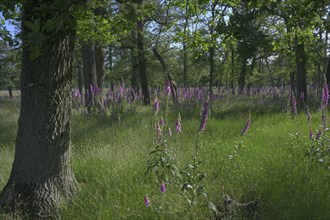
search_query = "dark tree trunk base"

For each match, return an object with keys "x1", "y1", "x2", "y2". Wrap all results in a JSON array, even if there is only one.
[{"x1": 0, "y1": 178, "x2": 76, "y2": 219}]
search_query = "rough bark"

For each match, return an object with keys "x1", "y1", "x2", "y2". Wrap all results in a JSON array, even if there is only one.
[
  {"x1": 0, "y1": 0, "x2": 77, "y2": 218},
  {"x1": 294, "y1": 37, "x2": 307, "y2": 104},
  {"x1": 136, "y1": 18, "x2": 150, "y2": 105}
]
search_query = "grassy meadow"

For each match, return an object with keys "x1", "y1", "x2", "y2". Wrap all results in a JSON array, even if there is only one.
[{"x1": 0, "y1": 94, "x2": 329, "y2": 219}]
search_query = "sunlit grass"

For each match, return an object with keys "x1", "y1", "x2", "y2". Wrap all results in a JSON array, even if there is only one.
[{"x1": 0, "y1": 96, "x2": 329, "y2": 219}]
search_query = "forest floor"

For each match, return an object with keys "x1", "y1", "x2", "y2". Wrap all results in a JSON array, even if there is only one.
[{"x1": 0, "y1": 94, "x2": 329, "y2": 219}]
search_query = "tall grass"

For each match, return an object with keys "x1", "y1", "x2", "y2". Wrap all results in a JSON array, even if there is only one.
[{"x1": 0, "y1": 96, "x2": 329, "y2": 219}]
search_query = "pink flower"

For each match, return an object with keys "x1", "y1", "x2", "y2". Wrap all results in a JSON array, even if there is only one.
[
  {"x1": 175, "y1": 113, "x2": 182, "y2": 133},
  {"x1": 168, "y1": 128, "x2": 172, "y2": 136},
  {"x1": 200, "y1": 98, "x2": 209, "y2": 132},
  {"x1": 144, "y1": 196, "x2": 150, "y2": 207},
  {"x1": 160, "y1": 182, "x2": 166, "y2": 193},
  {"x1": 154, "y1": 96, "x2": 159, "y2": 114},
  {"x1": 166, "y1": 80, "x2": 171, "y2": 96},
  {"x1": 322, "y1": 81, "x2": 329, "y2": 109},
  {"x1": 240, "y1": 112, "x2": 251, "y2": 137}
]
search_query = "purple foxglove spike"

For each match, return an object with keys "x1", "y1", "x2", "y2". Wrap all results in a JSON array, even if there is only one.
[
  {"x1": 168, "y1": 128, "x2": 172, "y2": 136},
  {"x1": 154, "y1": 96, "x2": 159, "y2": 114},
  {"x1": 160, "y1": 182, "x2": 166, "y2": 193},
  {"x1": 306, "y1": 106, "x2": 311, "y2": 125},
  {"x1": 309, "y1": 128, "x2": 313, "y2": 141},
  {"x1": 176, "y1": 120, "x2": 182, "y2": 133},
  {"x1": 166, "y1": 80, "x2": 171, "y2": 96},
  {"x1": 316, "y1": 130, "x2": 321, "y2": 140},
  {"x1": 291, "y1": 91, "x2": 297, "y2": 115},
  {"x1": 322, "y1": 112, "x2": 326, "y2": 129},
  {"x1": 144, "y1": 196, "x2": 150, "y2": 207},
  {"x1": 240, "y1": 112, "x2": 251, "y2": 136},
  {"x1": 176, "y1": 113, "x2": 182, "y2": 133},
  {"x1": 200, "y1": 97, "x2": 209, "y2": 132},
  {"x1": 156, "y1": 123, "x2": 162, "y2": 143},
  {"x1": 159, "y1": 118, "x2": 164, "y2": 126},
  {"x1": 322, "y1": 81, "x2": 329, "y2": 109}
]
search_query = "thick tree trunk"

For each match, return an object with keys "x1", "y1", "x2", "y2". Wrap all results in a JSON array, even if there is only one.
[
  {"x1": 238, "y1": 58, "x2": 247, "y2": 95},
  {"x1": 294, "y1": 37, "x2": 307, "y2": 104},
  {"x1": 82, "y1": 41, "x2": 97, "y2": 109},
  {"x1": 0, "y1": 1, "x2": 76, "y2": 218},
  {"x1": 136, "y1": 19, "x2": 150, "y2": 105}
]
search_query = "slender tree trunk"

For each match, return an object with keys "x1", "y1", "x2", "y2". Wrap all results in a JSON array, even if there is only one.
[
  {"x1": 77, "y1": 60, "x2": 83, "y2": 94},
  {"x1": 209, "y1": 1, "x2": 216, "y2": 100},
  {"x1": 136, "y1": 18, "x2": 150, "y2": 105},
  {"x1": 0, "y1": 1, "x2": 76, "y2": 217},
  {"x1": 183, "y1": 0, "x2": 189, "y2": 87},
  {"x1": 290, "y1": 71, "x2": 295, "y2": 93},
  {"x1": 238, "y1": 58, "x2": 247, "y2": 94},
  {"x1": 8, "y1": 87, "x2": 13, "y2": 98},
  {"x1": 209, "y1": 46, "x2": 214, "y2": 98},
  {"x1": 153, "y1": 47, "x2": 177, "y2": 104},
  {"x1": 108, "y1": 46, "x2": 115, "y2": 92},
  {"x1": 230, "y1": 47, "x2": 236, "y2": 94},
  {"x1": 247, "y1": 58, "x2": 256, "y2": 94},
  {"x1": 294, "y1": 37, "x2": 307, "y2": 104},
  {"x1": 130, "y1": 29, "x2": 139, "y2": 94},
  {"x1": 82, "y1": 41, "x2": 97, "y2": 109},
  {"x1": 326, "y1": 56, "x2": 330, "y2": 91},
  {"x1": 130, "y1": 47, "x2": 139, "y2": 93}
]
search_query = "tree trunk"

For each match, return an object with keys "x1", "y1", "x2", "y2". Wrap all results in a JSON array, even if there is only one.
[
  {"x1": 238, "y1": 58, "x2": 247, "y2": 94},
  {"x1": 136, "y1": 18, "x2": 150, "y2": 105},
  {"x1": 95, "y1": 45, "x2": 105, "y2": 106},
  {"x1": 209, "y1": 45, "x2": 214, "y2": 99},
  {"x1": 230, "y1": 47, "x2": 236, "y2": 94},
  {"x1": 294, "y1": 37, "x2": 307, "y2": 104},
  {"x1": 77, "y1": 60, "x2": 83, "y2": 94},
  {"x1": 82, "y1": 41, "x2": 97, "y2": 109},
  {"x1": 108, "y1": 46, "x2": 115, "y2": 92},
  {"x1": 152, "y1": 47, "x2": 177, "y2": 104},
  {"x1": 326, "y1": 56, "x2": 330, "y2": 91},
  {"x1": 290, "y1": 71, "x2": 295, "y2": 93},
  {"x1": 0, "y1": 1, "x2": 76, "y2": 217},
  {"x1": 8, "y1": 87, "x2": 13, "y2": 98},
  {"x1": 130, "y1": 29, "x2": 139, "y2": 94},
  {"x1": 130, "y1": 47, "x2": 139, "y2": 94},
  {"x1": 183, "y1": 0, "x2": 189, "y2": 87}
]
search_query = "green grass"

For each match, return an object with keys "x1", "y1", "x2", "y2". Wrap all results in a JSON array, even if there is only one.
[{"x1": 0, "y1": 96, "x2": 329, "y2": 219}]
